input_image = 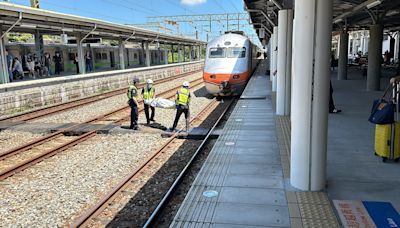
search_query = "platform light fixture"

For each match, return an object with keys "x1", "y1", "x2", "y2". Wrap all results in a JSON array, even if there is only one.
[
  {"x1": 61, "y1": 28, "x2": 73, "y2": 32},
  {"x1": 20, "y1": 23, "x2": 37, "y2": 29},
  {"x1": 366, "y1": 0, "x2": 382, "y2": 9}
]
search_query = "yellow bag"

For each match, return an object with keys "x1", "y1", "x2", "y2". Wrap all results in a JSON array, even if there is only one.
[{"x1": 375, "y1": 123, "x2": 400, "y2": 162}]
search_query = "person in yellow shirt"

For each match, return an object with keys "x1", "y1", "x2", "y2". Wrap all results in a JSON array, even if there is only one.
[
  {"x1": 169, "y1": 81, "x2": 191, "y2": 132},
  {"x1": 142, "y1": 79, "x2": 156, "y2": 124},
  {"x1": 127, "y1": 78, "x2": 140, "y2": 130}
]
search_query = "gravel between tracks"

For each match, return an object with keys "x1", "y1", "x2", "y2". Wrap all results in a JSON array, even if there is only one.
[
  {"x1": 0, "y1": 130, "x2": 46, "y2": 153},
  {"x1": 0, "y1": 85, "x2": 213, "y2": 227},
  {"x1": 29, "y1": 72, "x2": 202, "y2": 124}
]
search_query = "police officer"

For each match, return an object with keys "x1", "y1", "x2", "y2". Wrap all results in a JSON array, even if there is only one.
[
  {"x1": 142, "y1": 79, "x2": 156, "y2": 124},
  {"x1": 170, "y1": 81, "x2": 191, "y2": 132},
  {"x1": 127, "y1": 78, "x2": 140, "y2": 130}
]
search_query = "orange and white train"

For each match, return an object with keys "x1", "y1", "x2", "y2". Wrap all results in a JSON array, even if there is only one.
[{"x1": 203, "y1": 32, "x2": 260, "y2": 96}]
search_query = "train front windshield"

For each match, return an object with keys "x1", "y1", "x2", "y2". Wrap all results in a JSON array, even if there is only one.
[
  {"x1": 227, "y1": 47, "x2": 246, "y2": 58},
  {"x1": 209, "y1": 48, "x2": 226, "y2": 58}
]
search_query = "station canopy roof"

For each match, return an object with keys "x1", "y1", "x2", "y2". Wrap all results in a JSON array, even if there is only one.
[
  {"x1": 0, "y1": 2, "x2": 205, "y2": 45},
  {"x1": 244, "y1": 0, "x2": 400, "y2": 42}
]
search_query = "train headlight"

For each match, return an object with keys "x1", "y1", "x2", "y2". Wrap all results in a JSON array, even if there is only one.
[{"x1": 232, "y1": 75, "x2": 240, "y2": 79}]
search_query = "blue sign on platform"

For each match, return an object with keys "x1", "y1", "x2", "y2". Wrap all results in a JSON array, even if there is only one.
[
  {"x1": 334, "y1": 200, "x2": 400, "y2": 228},
  {"x1": 363, "y1": 201, "x2": 400, "y2": 228}
]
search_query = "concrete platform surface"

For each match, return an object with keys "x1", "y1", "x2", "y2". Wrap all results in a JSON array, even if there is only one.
[
  {"x1": 170, "y1": 60, "x2": 292, "y2": 227},
  {"x1": 327, "y1": 69, "x2": 400, "y2": 212}
]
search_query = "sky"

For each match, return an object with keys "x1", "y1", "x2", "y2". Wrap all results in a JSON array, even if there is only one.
[{"x1": 4, "y1": 0, "x2": 261, "y2": 45}]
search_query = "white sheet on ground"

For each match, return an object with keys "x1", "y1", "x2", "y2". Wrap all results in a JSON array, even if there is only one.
[{"x1": 144, "y1": 98, "x2": 176, "y2": 109}]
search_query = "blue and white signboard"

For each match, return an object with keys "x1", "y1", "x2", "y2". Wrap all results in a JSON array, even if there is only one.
[{"x1": 334, "y1": 200, "x2": 400, "y2": 228}]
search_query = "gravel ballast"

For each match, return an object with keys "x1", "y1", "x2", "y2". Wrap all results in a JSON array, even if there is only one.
[
  {"x1": 0, "y1": 83, "x2": 213, "y2": 227},
  {"x1": 29, "y1": 72, "x2": 203, "y2": 124},
  {"x1": 0, "y1": 130, "x2": 45, "y2": 152}
]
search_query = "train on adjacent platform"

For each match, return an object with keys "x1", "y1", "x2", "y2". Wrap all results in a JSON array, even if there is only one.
[{"x1": 203, "y1": 32, "x2": 261, "y2": 96}]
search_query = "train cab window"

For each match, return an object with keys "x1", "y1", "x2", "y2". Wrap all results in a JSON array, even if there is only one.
[
  {"x1": 227, "y1": 47, "x2": 246, "y2": 58},
  {"x1": 209, "y1": 48, "x2": 226, "y2": 58}
]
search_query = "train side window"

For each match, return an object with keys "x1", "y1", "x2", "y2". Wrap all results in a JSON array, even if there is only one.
[
  {"x1": 227, "y1": 47, "x2": 246, "y2": 58},
  {"x1": 209, "y1": 48, "x2": 226, "y2": 58}
]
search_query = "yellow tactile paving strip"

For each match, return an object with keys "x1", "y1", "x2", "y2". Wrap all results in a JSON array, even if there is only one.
[{"x1": 275, "y1": 112, "x2": 341, "y2": 228}]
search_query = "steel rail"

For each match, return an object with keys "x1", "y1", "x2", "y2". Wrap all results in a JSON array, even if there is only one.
[
  {"x1": 0, "y1": 78, "x2": 204, "y2": 181},
  {"x1": 143, "y1": 98, "x2": 234, "y2": 227},
  {"x1": 70, "y1": 98, "x2": 220, "y2": 228},
  {"x1": 0, "y1": 70, "x2": 202, "y2": 123}
]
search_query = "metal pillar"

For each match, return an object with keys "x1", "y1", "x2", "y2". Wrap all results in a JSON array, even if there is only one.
[
  {"x1": 171, "y1": 45, "x2": 174, "y2": 63},
  {"x1": 291, "y1": 0, "x2": 333, "y2": 191},
  {"x1": 34, "y1": 30, "x2": 44, "y2": 64},
  {"x1": 352, "y1": 38, "x2": 357, "y2": 56},
  {"x1": 189, "y1": 46, "x2": 193, "y2": 61},
  {"x1": 178, "y1": 45, "x2": 183, "y2": 63},
  {"x1": 164, "y1": 49, "x2": 169, "y2": 64},
  {"x1": 88, "y1": 44, "x2": 95, "y2": 71},
  {"x1": 367, "y1": 23, "x2": 383, "y2": 91},
  {"x1": 272, "y1": 26, "x2": 278, "y2": 92},
  {"x1": 394, "y1": 31, "x2": 399, "y2": 63},
  {"x1": 338, "y1": 29, "x2": 348, "y2": 80},
  {"x1": 198, "y1": 45, "x2": 202, "y2": 60},
  {"x1": 76, "y1": 33, "x2": 85, "y2": 74},
  {"x1": 0, "y1": 26, "x2": 9, "y2": 84},
  {"x1": 269, "y1": 38, "x2": 273, "y2": 81},
  {"x1": 144, "y1": 41, "x2": 151, "y2": 67},
  {"x1": 118, "y1": 39, "x2": 125, "y2": 70},
  {"x1": 183, "y1": 46, "x2": 186, "y2": 62},
  {"x1": 276, "y1": 9, "x2": 293, "y2": 116}
]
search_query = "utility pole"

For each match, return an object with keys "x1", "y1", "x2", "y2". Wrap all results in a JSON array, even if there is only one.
[{"x1": 30, "y1": 0, "x2": 44, "y2": 68}]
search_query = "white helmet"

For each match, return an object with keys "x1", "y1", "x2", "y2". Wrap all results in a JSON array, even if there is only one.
[
  {"x1": 147, "y1": 79, "x2": 153, "y2": 84},
  {"x1": 183, "y1": 81, "x2": 190, "y2": 87}
]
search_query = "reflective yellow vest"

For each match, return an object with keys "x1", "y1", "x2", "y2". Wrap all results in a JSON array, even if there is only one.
[
  {"x1": 143, "y1": 87, "x2": 155, "y2": 100},
  {"x1": 127, "y1": 84, "x2": 138, "y2": 100},
  {"x1": 176, "y1": 87, "x2": 190, "y2": 106}
]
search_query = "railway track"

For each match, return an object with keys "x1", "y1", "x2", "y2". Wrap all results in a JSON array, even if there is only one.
[
  {"x1": 70, "y1": 98, "x2": 234, "y2": 228},
  {"x1": 0, "y1": 78, "x2": 204, "y2": 181},
  {"x1": 0, "y1": 70, "x2": 202, "y2": 123}
]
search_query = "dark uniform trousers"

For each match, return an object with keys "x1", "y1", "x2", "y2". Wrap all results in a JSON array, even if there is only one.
[
  {"x1": 329, "y1": 81, "x2": 335, "y2": 112},
  {"x1": 129, "y1": 100, "x2": 138, "y2": 129},
  {"x1": 144, "y1": 104, "x2": 155, "y2": 123},
  {"x1": 172, "y1": 105, "x2": 190, "y2": 130}
]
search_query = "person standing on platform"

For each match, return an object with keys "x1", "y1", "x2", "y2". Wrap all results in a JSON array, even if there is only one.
[
  {"x1": 44, "y1": 53, "x2": 52, "y2": 76},
  {"x1": 53, "y1": 51, "x2": 62, "y2": 75},
  {"x1": 127, "y1": 78, "x2": 140, "y2": 130},
  {"x1": 329, "y1": 80, "x2": 341, "y2": 114},
  {"x1": 169, "y1": 81, "x2": 191, "y2": 132},
  {"x1": 5, "y1": 50, "x2": 13, "y2": 82},
  {"x1": 73, "y1": 54, "x2": 80, "y2": 74},
  {"x1": 142, "y1": 79, "x2": 156, "y2": 124},
  {"x1": 85, "y1": 51, "x2": 93, "y2": 73},
  {"x1": 12, "y1": 57, "x2": 24, "y2": 79}
]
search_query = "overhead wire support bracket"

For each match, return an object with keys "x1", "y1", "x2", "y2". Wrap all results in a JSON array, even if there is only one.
[
  {"x1": 124, "y1": 31, "x2": 136, "y2": 42},
  {"x1": 270, "y1": 0, "x2": 283, "y2": 10},
  {"x1": 247, "y1": 9, "x2": 276, "y2": 27},
  {"x1": 80, "y1": 24, "x2": 97, "y2": 45},
  {"x1": 252, "y1": 23, "x2": 272, "y2": 36},
  {"x1": 1, "y1": 11, "x2": 22, "y2": 39}
]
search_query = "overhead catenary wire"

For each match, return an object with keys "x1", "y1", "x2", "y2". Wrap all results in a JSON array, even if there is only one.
[
  {"x1": 115, "y1": 0, "x2": 163, "y2": 15},
  {"x1": 38, "y1": 0, "x2": 131, "y2": 23}
]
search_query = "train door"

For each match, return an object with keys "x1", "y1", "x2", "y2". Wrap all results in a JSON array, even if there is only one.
[{"x1": 110, "y1": 51, "x2": 115, "y2": 68}]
